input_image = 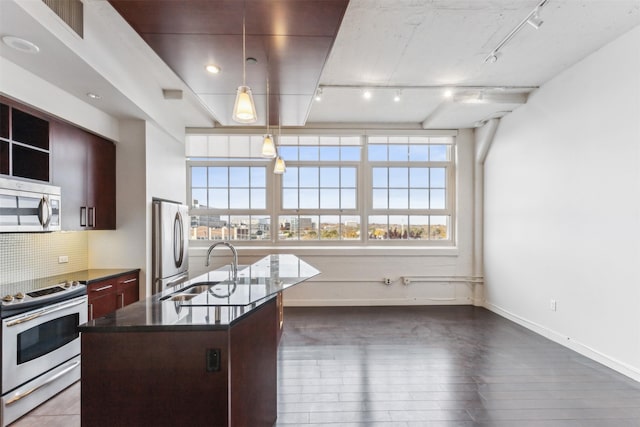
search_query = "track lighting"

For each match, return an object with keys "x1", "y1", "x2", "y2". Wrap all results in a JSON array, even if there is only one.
[
  {"x1": 363, "y1": 89, "x2": 372, "y2": 100},
  {"x1": 314, "y1": 88, "x2": 323, "y2": 102},
  {"x1": 484, "y1": 0, "x2": 549, "y2": 64},
  {"x1": 527, "y1": 9, "x2": 544, "y2": 29},
  {"x1": 393, "y1": 90, "x2": 401, "y2": 102}
]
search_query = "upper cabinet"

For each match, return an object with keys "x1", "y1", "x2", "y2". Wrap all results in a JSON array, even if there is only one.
[
  {"x1": 0, "y1": 100, "x2": 50, "y2": 182},
  {"x1": 51, "y1": 123, "x2": 116, "y2": 230},
  {"x1": 1, "y1": 96, "x2": 116, "y2": 231}
]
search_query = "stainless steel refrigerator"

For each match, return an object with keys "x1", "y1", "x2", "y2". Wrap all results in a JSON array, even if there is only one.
[{"x1": 152, "y1": 199, "x2": 189, "y2": 294}]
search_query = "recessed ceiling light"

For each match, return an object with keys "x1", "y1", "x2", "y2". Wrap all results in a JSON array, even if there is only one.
[
  {"x1": 2, "y1": 36, "x2": 40, "y2": 54},
  {"x1": 205, "y1": 64, "x2": 221, "y2": 74},
  {"x1": 86, "y1": 92, "x2": 101, "y2": 100}
]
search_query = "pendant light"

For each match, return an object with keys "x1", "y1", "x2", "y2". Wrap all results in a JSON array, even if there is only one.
[
  {"x1": 261, "y1": 77, "x2": 276, "y2": 158},
  {"x1": 273, "y1": 110, "x2": 286, "y2": 174},
  {"x1": 232, "y1": 9, "x2": 257, "y2": 123}
]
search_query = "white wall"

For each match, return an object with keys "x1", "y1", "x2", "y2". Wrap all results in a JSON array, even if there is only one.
[
  {"x1": 484, "y1": 26, "x2": 640, "y2": 380},
  {"x1": 189, "y1": 129, "x2": 478, "y2": 306},
  {"x1": 145, "y1": 122, "x2": 187, "y2": 296},
  {"x1": 88, "y1": 120, "x2": 147, "y2": 292}
]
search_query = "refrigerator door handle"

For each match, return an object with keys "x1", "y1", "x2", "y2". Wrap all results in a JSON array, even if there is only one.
[{"x1": 173, "y1": 211, "x2": 184, "y2": 268}]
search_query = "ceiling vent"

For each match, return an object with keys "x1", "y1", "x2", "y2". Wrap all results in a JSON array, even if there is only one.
[{"x1": 42, "y1": 0, "x2": 83, "y2": 38}]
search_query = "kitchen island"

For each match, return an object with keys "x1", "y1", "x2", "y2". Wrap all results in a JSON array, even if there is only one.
[{"x1": 78, "y1": 254, "x2": 319, "y2": 427}]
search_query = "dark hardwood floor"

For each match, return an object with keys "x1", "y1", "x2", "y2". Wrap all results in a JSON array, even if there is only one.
[
  {"x1": 12, "y1": 306, "x2": 640, "y2": 426},
  {"x1": 275, "y1": 306, "x2": 640, "y2": 426}
]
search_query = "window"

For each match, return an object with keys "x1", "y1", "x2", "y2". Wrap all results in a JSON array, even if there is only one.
[
  {"x1": 186, "y1": 132, "x2": 455, "y2": 245},
  {"x1": 277, "y1": 136, "x2": 361, "y2": 242},
  {"x1": 367, "y1": 136, "x2": 453, "y2": 242}
]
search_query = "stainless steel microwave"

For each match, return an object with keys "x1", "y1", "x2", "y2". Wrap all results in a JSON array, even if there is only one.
[{"x1": 0, "y1": 177, "x2": 61, "y2": 232}]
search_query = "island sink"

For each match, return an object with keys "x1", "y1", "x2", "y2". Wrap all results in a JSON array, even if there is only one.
[{"x1": 79, "y1": 254, "x2": 320, "y2": 427}]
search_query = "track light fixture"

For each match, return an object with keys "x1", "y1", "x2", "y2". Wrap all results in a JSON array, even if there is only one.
[
  {"x1": 484, "y1": 0, "x2": 549, "y2": 64},
  {"x1": 526, "y1": 9, "x2": 544, "y2": 29},
  {"x1": 314, "y1": 88, "x2": 323, "y2": 102}
]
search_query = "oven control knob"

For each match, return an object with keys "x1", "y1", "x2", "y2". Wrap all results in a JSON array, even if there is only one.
[
  {"x1": 71, "y1": 281, "x2": 79, "y2": 286},
  {"x1": 14, "y1": 292, "x2": 25, "y2": 299},
  {"x1": 2, "y1": 295, "x2": 14, "y2": 302},
  {"x1": 63, "y1": 281, "x2": 71, "y2": 288}
]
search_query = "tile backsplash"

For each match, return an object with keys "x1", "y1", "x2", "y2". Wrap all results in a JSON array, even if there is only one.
[{"x1": 0, "y1": 232, "x2": 88, "y2": 285}]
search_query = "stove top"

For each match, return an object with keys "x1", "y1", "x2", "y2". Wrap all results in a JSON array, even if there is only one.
[{"x1": 0, "y1": 274, "x2": 87, "y2": 318}]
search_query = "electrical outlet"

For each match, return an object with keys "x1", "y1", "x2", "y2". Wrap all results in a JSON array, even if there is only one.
[
  {"x1": 383, "y1": 278, "x2": 392, "y2": 286},
  {"x1": 58, "y1": 255, "x2": 69, "y2": 264},
  {"x1": 550, "y1": 299, "x2": 557, "y2": 311}
]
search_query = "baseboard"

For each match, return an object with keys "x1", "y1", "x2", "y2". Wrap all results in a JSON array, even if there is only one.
[
  {"x1": 485, "y1": 302, "x2": 640, "y2": 383},
  {"x1": 284, "y1": 297, "x2": 473, "y2": 307}
]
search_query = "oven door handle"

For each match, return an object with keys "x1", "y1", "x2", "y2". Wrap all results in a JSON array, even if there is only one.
[
  {"x1": 5, "y1": 360, "x2": 80, "y2": 405},
  {"x1": 5, "y1": 298, "x2": 86, "y2": 327}
]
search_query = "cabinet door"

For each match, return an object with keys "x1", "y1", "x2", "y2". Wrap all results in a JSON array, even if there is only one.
[
  {"x1": 50, "y1": 122, "x2": 88, "y2": 231},
  {"x1": 51, "y1": 122, "x2": 115, "y2": 230},
  {"x1": 87, "y1": 135, "x2": 115, "y2": 229},
  {"x1": 116, "y1": 272, "x2": 139, "y2": 308},
  {"x1": 87, "y1": 279, "x2": 117, "y2": 320}
]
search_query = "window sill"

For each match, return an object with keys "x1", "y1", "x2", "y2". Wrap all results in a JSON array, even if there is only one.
[{"x1": 189, "y1": 244, "x2": 459, "y2": 257}]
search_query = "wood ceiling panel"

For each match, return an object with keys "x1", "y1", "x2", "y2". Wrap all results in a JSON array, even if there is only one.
[
  {"x1": 139, "y1": 34, "x2": 334, "y2": 93},
  {"x1": 108, "y1": 0, "x2": 348, "y2": 126},
  {"x1": 108, "y1": 0, "x2": 347, "y2": 36}
]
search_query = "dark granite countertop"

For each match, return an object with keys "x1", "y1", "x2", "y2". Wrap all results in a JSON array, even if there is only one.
[
  {"x1": 0, "y1": 268, "x2": 140, "y2": 298},
  {"x1": 78, "y1": 254, "x2": 319, "y2": 332}
]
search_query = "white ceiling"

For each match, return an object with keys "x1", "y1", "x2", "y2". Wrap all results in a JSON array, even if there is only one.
[{"x1": 0, "y1": 0, "x2": 639, "y2": 133}]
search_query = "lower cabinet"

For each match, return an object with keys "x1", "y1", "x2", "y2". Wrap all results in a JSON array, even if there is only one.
[
  {"x1": 88, "y1": 271, "x2": 139, "y2": 320},
  {"x1": 116, "y1": 272, "x2": 139, "y2": 309}
]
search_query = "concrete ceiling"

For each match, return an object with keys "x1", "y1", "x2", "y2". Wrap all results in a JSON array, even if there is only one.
[{"x1": 0, "y1": 0, "x2": 638, "y2": 133}]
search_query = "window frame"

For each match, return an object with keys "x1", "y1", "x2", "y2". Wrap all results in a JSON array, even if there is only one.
[
  {"x1": 188, "y1": 159, "x2": 274, "y2": 242},
  {"x1": 186, "y1": 131, "x2": 456, "y2": 247},
  {"x1": 364, "y1": 138, "x2": 455, "y2": 245}
]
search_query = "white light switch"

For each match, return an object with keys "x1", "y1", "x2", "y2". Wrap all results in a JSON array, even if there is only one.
[{"x1": 58, "y1": 255, "x2": 69, "y2": 264}]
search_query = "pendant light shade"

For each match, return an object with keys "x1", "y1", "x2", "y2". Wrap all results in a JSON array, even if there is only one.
[
  {"x1": 233, "y1": 85, "x2": 257, "y2": 123},
  {"x1": 262, "y1": 134, "x2": 276, "y2": 158},
  {"x1": 232, "y1": 11, "x2": 257, "y2": 123},
  {"x1": 273, "y1": 155, "x2": 286, "y2": 174}
]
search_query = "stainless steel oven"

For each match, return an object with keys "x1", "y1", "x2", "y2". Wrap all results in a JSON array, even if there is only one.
[{"x1": 1, "y1": 286, "x2": 86, "y2": 426}]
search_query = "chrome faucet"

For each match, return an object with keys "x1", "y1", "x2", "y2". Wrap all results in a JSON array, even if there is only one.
[{"x1": 205, "y1": 241, "x2": 238, "y2": 283}]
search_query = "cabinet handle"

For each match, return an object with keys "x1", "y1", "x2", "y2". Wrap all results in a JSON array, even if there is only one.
[
  {"x1": 122, "y1": 278, "x2": 137, "y2": 284},
  {"x1": 89, "y1": 303, "x2": 93, "y2": 321},
  {"x1": 80, "y1": 207, "x2": 87, "y2": 227},
  {"x1": 91, "y1": 284, "x2": 113, "y2": 292},
  {"x1": 88, "y1": 207, "x2": 95, "y2": 227},
  {"x1": 120, "y1": 293, "x2": 124, "y2": 308}
]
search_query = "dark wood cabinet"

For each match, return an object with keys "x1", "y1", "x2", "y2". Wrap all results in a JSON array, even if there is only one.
[
  {"x1": 81, "y1": 298, "x2": 277, "y2": 427},
  {"x1": 0, "y1": 98, "x2": 50, "y2": 182},
  {"x1": 116, "y1": 272, "x2": 139, "y2": 308},
  {"x1": 51, "y1": 122, "x2": 115, "y2": 230},
  {"x1": 88, "y1": 271, "x2": 139, "y2": 320},
  {"x1": 87, "y1": 278, "x2": 117, "y2": 321}
]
